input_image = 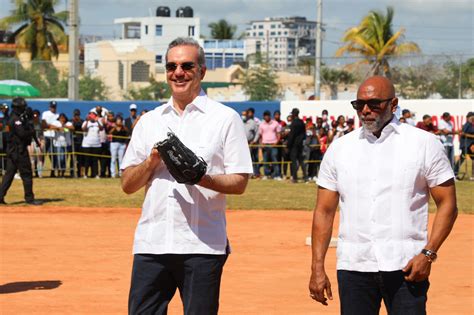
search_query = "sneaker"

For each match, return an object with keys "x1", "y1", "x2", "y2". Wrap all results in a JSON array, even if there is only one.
[
  {"x1": 0, "y1": 199, "x2": 6, "y2": 205},
  {"x1": 95, "y1": 176, "x2": 101, "y2": 179},
  {"x1": 14, "y1": 174, "x2": 21, "y2": 180},
  {"x1": 262, "y1": 176, "x2": 269, "y2": 180},
  {"x1": 83, "y1": 175, "x2": 87, "y2": 179},
  {"x1": 273, "y1": 176, "x2": 283, "y2": 181}
]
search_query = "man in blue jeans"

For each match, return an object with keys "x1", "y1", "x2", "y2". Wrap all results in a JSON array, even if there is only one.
[
  {"x1": 259, "y1": 110, "x2": 282, "y2": 180},
  {"x1": 309, "y1": 76, "x2": 458, "y2": 315}
]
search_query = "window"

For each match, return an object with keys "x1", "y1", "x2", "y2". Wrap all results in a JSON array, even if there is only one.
[
  {"x1": 253, "y1": 25, "x2": 256, "y2": 29},
  {"x1": 131, "y1": 61, "x2": 150, "y2": 82},
  {"x1": 155, "y1": 55, "x2": 162, "y2": 63},
  {"x1": 145, "y1": 25, "x2": 148, "y2": 35},
  {"x1": 270, "y1": 32, "x2": 275, "y2": 36},
  {"x1": 155, "y1": 25, "x2": 163, "y2": 36},
  {"x1": 271, "y1": 24, "x2": 276, "y2": 29},
  {"x1": 278, "y1": 32, "x2": 281, "y2": 35},
  {"x1": 188, "y1": 26, "x2": 195, "y2": 36},
  {"x1": 258, "y1": 25, "x2": 263, "y2": 29},
  {"x1": 258, "y1": 32, "x2": 264, "y2": 36},
  {"x1": 253, "y1": 32, "x2": 256, "y2": 36}
]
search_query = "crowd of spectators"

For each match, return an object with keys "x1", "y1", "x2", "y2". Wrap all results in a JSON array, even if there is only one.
[
  {"x1": 0, "y1": 101, "x2": 148, "y2": 179},
  {"x1": 242, "y1": 107, "x2": 357, "y2": 183},
  {"x1": 0, "y1": 102, "x2": 472, "y2": 181}
]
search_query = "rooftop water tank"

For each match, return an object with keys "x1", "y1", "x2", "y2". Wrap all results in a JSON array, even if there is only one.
[
  {"x1": 156, "y1": 6, "x2": 170, "y2": 17},
  {"x1": 183, "y1": 6, "x2": 193, "y2": 17},
  {"x1": 176, "y1": 7, "x2": 185, "y2": 17}
]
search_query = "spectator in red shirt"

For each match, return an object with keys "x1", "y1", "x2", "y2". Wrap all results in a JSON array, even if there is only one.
[
  {"x1": 259, "y1": 110, "x2": 282, "y2": 180},
  {"x1": 416, "y1": 115, "x2": 439, "y2": 135}
]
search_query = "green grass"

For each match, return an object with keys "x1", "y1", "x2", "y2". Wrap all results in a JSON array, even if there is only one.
[{"x1": 1, "y1": 177, "x2": 472, "y2": 214}]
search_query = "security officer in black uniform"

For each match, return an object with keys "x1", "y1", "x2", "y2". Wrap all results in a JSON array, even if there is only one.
[{"x1": 0, "y1": 97, "x2": 41, "y2": 205}]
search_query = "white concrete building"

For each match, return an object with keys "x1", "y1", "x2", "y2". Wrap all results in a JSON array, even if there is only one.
[
  {"x1": 114, "y1": 14, "x2": 200, "y2": 68},
  {"x1": 245, "y1": 17, "x2": 316, "y2": 70}
]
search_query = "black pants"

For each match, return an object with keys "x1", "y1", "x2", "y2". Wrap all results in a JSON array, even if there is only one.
[
  {"x1": 44, "y1": 137, "x2": 55, "y2": 175},
  {"x1": 73, "y1": 141, "x2": 83, "y2": 177},
  {"x1": 338, "y1": 270, "x2": 429, "y2": 315},
  {"x1": 0, "y1": 147, "x2": 34, "y2": 202},
  {"x1": 307, "y1": 150, "x2": 322, "y2": 178},
  {"x1": 129, "y1": 253, "x2": 227, "y2": 315},
  {"x1": 100, "y1": 142, "x2": 111, "y2": 177},
  {"x1": 289, "y1": 145, "x2": 307, "y2": 181},
  {"x1": 82, "y1": 147, "x2": 101, "y2": 178}
]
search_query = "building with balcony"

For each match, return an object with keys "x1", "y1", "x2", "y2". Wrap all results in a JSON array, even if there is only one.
[
  {"x1": 202, "y1": 39, "x2": 245, "y2": 70},
  {"x1": 245, "y1": 16, "x2": 316, "y2": 70}
]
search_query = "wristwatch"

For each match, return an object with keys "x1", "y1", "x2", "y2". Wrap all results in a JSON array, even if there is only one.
[{"x1": 421, "y1": 249, "x2": 437, "y2": 262}]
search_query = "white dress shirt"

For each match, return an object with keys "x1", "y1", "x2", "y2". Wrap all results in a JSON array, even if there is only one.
[
  {"x1": 317, "y1": 117, "x2": 454, "y2": 272},
  {"x1": 438, "y1": 119, "x2": 454, "y2": 146},
  {"x1": 121, "y1": 91, "x2": 253, "y2": 255},
  {"x1": 41, "y1": 110, "x2": 59, "y2": 138}
]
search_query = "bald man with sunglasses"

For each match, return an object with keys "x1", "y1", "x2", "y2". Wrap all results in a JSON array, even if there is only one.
[
  {"x1": 121, "y1": 38, "x2": 253, "y2": 314},
  {"x1": 308, "y1": 76, "x2": 457, "y2": 315}
]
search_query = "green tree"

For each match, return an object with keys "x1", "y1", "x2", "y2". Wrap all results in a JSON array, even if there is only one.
[
  {"x1": 321, "y1": 67, "x2": 356, "y2": 99},
  {"x1": 242, "y1": 64, "x2": 280, "y2": 101},
  {"x1": 0, "y1": 0, "x2": 68, "y2": 60},
  {"x1": 79, "y1": 74, "x2": 108, "y2": 100},
  {"x1": 432, "y1": 58, "x2": 473, "y2": 99},
  {"x1": 208, "y1": 19, "x2": 236, "y2": 39},
  {"x1": 125, "y1": 78, "x2": 171, "y2": 101},
  {"x1": 335, "y1": 6, "x2": 420, "y2": 78}
]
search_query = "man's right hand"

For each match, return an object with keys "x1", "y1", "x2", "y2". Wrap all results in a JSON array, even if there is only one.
[{"x1": 309, "y1": 268, "x2": 333, "y2": 306}]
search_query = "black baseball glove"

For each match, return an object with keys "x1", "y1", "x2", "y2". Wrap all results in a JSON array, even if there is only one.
[{"x1": 154, "y1": 132, "x2": 207, "y2": 185}]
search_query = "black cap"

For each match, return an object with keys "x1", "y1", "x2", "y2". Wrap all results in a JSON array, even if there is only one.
[
  {"x1": 73, "y1": 109, "x2": 81, "y2": 116},
  {"x1": 291, "y1": 108, "x2": 299, "y2": 116},
  {"x1": 263, "y1": 110, "x2": 271, "y2": 116},
  {"x1": 49, "y1": 100, "x2": 57, "y2": 107},
  {"x1": 247, "y1": 107, "x2": 255, "y2": 114},
  {"x1": 12, "y1": 97, "x2": 27, "y2": 108}
]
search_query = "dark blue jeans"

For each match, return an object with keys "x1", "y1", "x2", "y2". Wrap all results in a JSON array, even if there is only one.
[
  {"x1": 337, "y1": 270, "x2": 429, "y2": 315},
  {"x1": 129, "y1": 253, "x2": 228, "y2": 315},
  {"x1": 250, "y1": 146, "x2": 260, "y2": 176},
  {"x1": 262, "y1": 145, "x2": 280, "y2": 177}
]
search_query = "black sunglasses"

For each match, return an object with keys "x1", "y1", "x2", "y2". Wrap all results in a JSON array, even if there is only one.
[
  {"x1": 350, "y1": 98, "x2": 393, "y2": 111},
  {"x1": 165, "y1": 62, "x2": 196, "y2": 72}
]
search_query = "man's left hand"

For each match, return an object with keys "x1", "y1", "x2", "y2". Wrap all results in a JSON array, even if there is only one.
[{"x1": 402, "y1": 253, "x2": 432, "y2": 282}]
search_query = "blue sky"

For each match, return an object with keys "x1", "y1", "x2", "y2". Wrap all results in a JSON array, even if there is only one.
[{"x1": 1, "y1": 0, "x2": 472, "y2": 57}]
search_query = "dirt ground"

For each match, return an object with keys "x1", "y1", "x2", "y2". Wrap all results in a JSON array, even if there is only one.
[{"x1": 0, "y1": 207, "x2": 472, "y2": 315}]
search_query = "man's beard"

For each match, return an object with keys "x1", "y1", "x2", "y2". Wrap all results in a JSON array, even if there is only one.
[{"x1": 361, "y1": 109, "x2": 393, "y2": 133}]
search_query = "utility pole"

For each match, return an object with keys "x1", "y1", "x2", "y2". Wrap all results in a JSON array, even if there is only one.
[
  {"x1": 68, "y1": 0, "x2": 79, "y2": 100},
  {"x1": 458, "y1": 54, "x2": 462, "y2": 99},
  {"x1": 314, "y1": 0, "x2": 322, "y2": 99}
]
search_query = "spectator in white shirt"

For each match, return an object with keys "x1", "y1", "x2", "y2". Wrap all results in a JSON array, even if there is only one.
[
  {"x1": 121, "y1": 37, "x2": 253, "y2": 315},
  {"x1": 309, "y1": 76, "x2": 457, "y2": 314},
  {"x1": 81, "y1": 111, "x2": 103, "y2": 178},
  {"x1": 50, "y1": 113, "x2": 74, "y2": 177},
  {"x1": 402, "y1": 109, "x2": 416, "y2": 126},
  {"x1": 41, "y1": 101, "x2": 59, "y2": 177},
  {"x1": 438, "y1": 112, "x2": 455, "y2": 169}
]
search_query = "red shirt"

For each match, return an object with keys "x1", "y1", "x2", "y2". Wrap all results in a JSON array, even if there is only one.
[{"x1": 416, "y1": 122, "x2": 438, "y2": 133}]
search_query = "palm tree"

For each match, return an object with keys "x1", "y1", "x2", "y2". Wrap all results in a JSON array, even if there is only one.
[
  {"x1": 208, "y1": 19, "x2": 236, "y2": 40},
  {"x1": 321, "y1": 67, "x2": 356, "y2": 99},
  {"x1": 335, "y1": 6, "x2": 420, "y2": 78},
  {"x1": 0, "y1": 0, "x2": 68, "y2": 61}
]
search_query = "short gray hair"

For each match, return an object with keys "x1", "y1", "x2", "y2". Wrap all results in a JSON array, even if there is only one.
[{"x1": 165, "y1": 37, "x2": 206, "y2": 67}]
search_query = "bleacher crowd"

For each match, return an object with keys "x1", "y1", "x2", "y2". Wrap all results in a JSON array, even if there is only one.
[
  {"x1": 243, "y1": 107, "x2": 474, "y2": 183},
  {"x1": 0, "y1": 101, "x2": 473, "y2": 181}
]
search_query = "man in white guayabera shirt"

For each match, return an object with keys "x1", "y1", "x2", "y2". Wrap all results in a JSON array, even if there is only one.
[
  {"x1": 308, "y1": 76, "x2": 457, "y2": 315},
  {"x1": 121, "y1": 37, "x2": 253, "y2": 315}
]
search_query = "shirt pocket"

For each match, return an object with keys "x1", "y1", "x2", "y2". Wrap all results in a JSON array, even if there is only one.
[{"x1": 196, "y1": 141, "x2": 223, "y2": 174}]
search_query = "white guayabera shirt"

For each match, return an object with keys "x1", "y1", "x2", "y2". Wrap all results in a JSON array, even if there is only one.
[
  {"x1": 121, "y1": 90, "x2": 253, "y2": 255},
  {"x1": 317, "y1": 117, "x2": 454, "y2": 272}
]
